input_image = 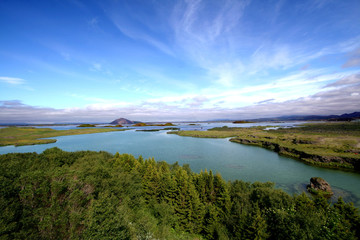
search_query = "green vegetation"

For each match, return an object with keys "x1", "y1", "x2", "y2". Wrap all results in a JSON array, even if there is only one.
[
  {"x1": 133, "y1": 122, "x2": 176, "y2": 127},
  {"x1": 136, "y1": 129, "x2": 161, "y2": 132},
  {"x1": 133, "y1": 122, "x2": 148, "y2": 127},
  {"x1": 105, "y1": 124, "x2": 123, "y2": 127},
  {"x1": 164, "y1": 127, "x2": 179, "y2": 130},
  {"x1": 1, "y1": 148, "x2": 359, "y2": 239},
  {"x1": 233, "y1": 120, "x2": 255, "y2": 123},
  {"x1": 136, "y1": 127, "x2": 179, "y2": 132},
  {"x1": 0, "y1": 127, "x2": 124, "y2": 146},
  {"x1": 77, "y1": 124, "x2": 96, "y2": 127},
  {"x1": 170, "y1": 122, "x2": 360, "y2": 171}
]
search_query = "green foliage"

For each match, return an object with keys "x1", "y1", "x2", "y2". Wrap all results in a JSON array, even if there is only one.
[
  {"x1": 77, "y1": 124, "x2": 96, "y2": 127},
  {"x1": 133, "y1": 122, "x2": 148, "y2": 126},
  {"x1": 1, "y1": 148, "x2": 359, "y2": 239}
]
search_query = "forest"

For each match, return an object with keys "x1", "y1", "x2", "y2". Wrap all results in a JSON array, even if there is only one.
[{"x1": 1, "y1": 148, "x2": 360, "y2": 239}]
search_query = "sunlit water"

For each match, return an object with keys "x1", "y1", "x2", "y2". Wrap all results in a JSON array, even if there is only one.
[{"x1": 1, "y1": 123, "x2": 360, "y2": 206}]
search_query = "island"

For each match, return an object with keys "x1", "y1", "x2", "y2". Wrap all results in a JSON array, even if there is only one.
[
  {"x1": 133, "y1": 122, "x2": 175, "y2": 127},
  {"x1": 77, "y1": 124, "x2": 96, "y2": 127},
  {"x1": 233, "y1": 120, "x2": 255, "y2": 123}
]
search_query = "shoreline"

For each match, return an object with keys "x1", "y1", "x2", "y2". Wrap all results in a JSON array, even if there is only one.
[{"x1": 170, "y1": 122, "x2": 360, "y2": 172}]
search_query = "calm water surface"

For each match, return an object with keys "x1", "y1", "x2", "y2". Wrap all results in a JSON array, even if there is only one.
[{"x1": 1, "y1": 125, "x2": 359, "y2": 206}]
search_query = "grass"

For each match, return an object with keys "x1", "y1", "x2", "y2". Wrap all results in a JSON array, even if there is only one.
[
  {"x1": 170, "y1": 122, "x2": 360, "y2": 171},
  {"x1": 0, "y1": 127, "x2": 125, "y2": 146}
]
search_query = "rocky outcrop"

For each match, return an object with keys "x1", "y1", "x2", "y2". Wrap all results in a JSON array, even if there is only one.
[{"x1": 307, "y1": 177, "x2": 333, "y2": 197}]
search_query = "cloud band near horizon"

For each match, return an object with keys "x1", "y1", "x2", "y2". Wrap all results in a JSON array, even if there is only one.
[{"x1": 1, "y1": 73, "x2": 359, "y2": 124}]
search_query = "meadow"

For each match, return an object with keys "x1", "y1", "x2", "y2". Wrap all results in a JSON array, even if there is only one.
[{"x1": 0, "y1": 127, "x2": 124, "y2": 146}]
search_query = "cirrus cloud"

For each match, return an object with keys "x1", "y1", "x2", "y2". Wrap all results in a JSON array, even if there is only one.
[{"x1": 0, "y1": 76, "x2": 25, "y2": 85}]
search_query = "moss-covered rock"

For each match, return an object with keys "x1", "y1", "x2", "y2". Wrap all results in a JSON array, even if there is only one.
[{"x1": 307, "y1": 177, "x2": 333, "y2": 198}]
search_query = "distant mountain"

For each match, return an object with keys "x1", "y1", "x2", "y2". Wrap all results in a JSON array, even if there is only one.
[
  {"x1": 337, "y1": 112, "x2": 360, "y2": 118},
  {"x1": 110, "y1": 118, "x2": 135, "y2": 125},
  {"x1": 278, "y1": 112, "x2": 360, "y2": 121},
  {"x1": 243, "y1": 112, "x2": 360, "y2": 122}
]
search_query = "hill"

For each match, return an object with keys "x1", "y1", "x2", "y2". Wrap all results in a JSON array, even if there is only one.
[{"x1": 109, "y1": 118, "x2": 135, "y2": 125}]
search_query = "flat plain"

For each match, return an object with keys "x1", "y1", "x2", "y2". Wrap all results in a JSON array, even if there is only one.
[{"x1": 0, "y1": 127, "x2": 124, "y2": 146}]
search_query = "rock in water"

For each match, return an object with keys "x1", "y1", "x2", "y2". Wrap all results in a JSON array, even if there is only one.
[{"x1": 307, "y1": 177, "x2": 333, "y2": 197}]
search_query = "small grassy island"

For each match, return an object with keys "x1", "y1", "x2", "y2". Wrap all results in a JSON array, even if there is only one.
[
  {"x1": 170, "y1": 122, "x2": 360, "y2": 171},
  {"x1": 77, "y1": 124, "x2": 96, "y2": 127},
  {"x1": 0, "y1": 127, "x2": 124, "y2": 146},
  {"x1": 105, "y1": 124, "x2": 123, "y2": 127},
  {"x1": 233, "y1": 120, "x2": 255, "y2": 123},
  {"x1": 133, "y1": 122, "x2": 175, "y2": 127}
]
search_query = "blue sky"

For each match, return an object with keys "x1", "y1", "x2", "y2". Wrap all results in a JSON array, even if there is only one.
[{"x1": 1, "y1": 0, "x2": 360, "y2": 123}]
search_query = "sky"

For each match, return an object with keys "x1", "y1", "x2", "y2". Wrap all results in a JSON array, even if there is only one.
[{"x1": 1, "y1": 0, "x2": 360, "y2": 123}]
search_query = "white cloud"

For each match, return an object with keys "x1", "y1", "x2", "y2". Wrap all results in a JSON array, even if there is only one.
[
  {"x1": 91, "y1": 63, "x2": 102, "y2": 71},
  {"x1": 0, "y1": 76, "x2": 25, "y2": 85},
  {"x1": 2, "y1": 73, "x2": 358, "y2": 123}
]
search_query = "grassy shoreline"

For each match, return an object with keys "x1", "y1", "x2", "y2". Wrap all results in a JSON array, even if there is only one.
[
  {"x1": 170, "y1": 122, "x2": 360, "y2": 171},
  {"x1": 0, "y1": 127, "x2": 125, "y2": 146}
]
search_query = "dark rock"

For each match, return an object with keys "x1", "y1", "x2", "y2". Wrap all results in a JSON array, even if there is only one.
[
  {"x1": 264, "y1": 136, "x2": 274, "y2": 139},
  {"x1": 292, "y1": 138, "x2": 313, "y2": 144}
]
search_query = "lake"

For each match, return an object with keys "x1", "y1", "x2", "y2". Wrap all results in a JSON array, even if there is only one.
[{"x1": 1, "y1": 122, "x2": 360, "y2": 206}]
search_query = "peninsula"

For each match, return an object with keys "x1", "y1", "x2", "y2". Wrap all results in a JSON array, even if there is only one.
[
  {"x1": 170, "y1": 122, "x2": 360, "y2": 171},
  {"x1": 0, "y1": 127, "x2": 124, "y2": 146}
]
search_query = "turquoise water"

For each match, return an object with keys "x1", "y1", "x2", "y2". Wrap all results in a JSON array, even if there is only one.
[{"x1": 1, "y1": 128, "x2": 360, "y2": 206}]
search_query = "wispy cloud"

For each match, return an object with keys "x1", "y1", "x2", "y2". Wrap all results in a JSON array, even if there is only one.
[
  {"x1": 171, "y1": 0, "x2": 249, "y2": 86},
  {"x1": 103, "y1": 2, "x2": 174, "y2": 56},
  {"x1": 0, "y1": 76, "x2": 25, "y2": 85},
  {"x1": 60, "y1": 52, "x2": 71, "y2": 61},
  {"x1": 90, "y1": 63, "x2": 102, "y2": 71},
  {"x1": 88, "y1": 17, "x2": 99, "y2": 28},
  {"x1": 343, "y1": 47, "x2": 360, "y2": 68},
  {"x1": 324, "y1": 73, "x2": 360, "y2": 88}
]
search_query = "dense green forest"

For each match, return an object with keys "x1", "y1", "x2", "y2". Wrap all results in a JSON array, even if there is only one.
[{"x1": 1, "y1": 148, "x2": 360, "y2": 239}]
